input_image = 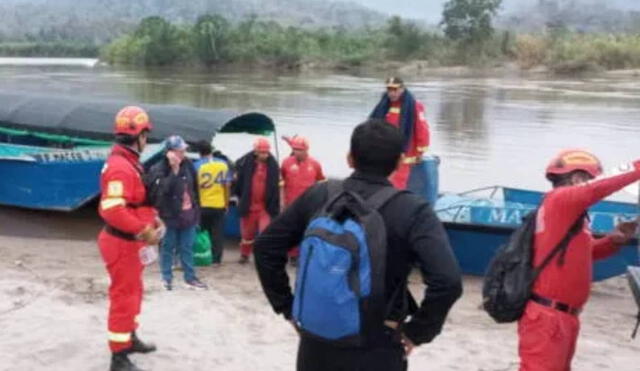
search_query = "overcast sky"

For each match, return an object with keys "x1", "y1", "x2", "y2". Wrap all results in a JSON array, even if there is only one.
[{"x1": 348, "y1": 0, "x2": 640, "y2": 24}]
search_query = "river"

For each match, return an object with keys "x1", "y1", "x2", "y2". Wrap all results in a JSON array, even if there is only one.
[{"x1": 1, "y1": 58, "x2": 639, "y2": 201}]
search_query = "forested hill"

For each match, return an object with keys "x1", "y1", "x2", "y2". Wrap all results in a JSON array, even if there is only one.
[{"x1": 0, "y1": 0, "x2": 385, "y2": 43}]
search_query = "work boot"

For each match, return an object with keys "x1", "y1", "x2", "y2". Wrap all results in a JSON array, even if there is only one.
[
  {"x1": 130, "y1": 331, "x2": 157, "y2": 354},
  {"x1": 289, "y1": 256, "x2": 298, "y2": 267},
  {"x1": 238, "y1": 255, "x2": 249, "y2": 264},
  {"x1": 110, "y1": 351, "x2": 144, "y2": 371}
]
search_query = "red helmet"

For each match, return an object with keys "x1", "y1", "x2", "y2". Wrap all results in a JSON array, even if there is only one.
[
  {"x1": 253, "y1": 137, "x2": 271, "y2": 152},
  {"x1": 289, "y1": 135, "x2": 309, "y2": 151},
  {"x1": 114, "y1": 106, "x2": 153, "y2": 136},
  {"x1": 545, "y1": 149, "x2": 603, "y2": 180}
]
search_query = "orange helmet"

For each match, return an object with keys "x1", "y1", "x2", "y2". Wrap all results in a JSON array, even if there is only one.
[
  {"x1": 253, "y1": 137, "x2": 271, "y2": 152},
  {"x1": 289, "y1": 135, "x2": 309, "y2": 151},
  {"x1": 545, "y1": 149, "x2": 603, "y2": 180},
  {"x1": 113, "y1": 106, "x2": 153, "y2": 136}
]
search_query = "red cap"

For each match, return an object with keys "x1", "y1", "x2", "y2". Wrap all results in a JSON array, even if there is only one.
[
  {"x1": 114, "y1": 106, "x2": 153, "y2": 136},
  {"x1": 545, "y1": 149, "x2": 603, "y2": 179},
  {"x1": 289, "y1": 135, "x2": 309, "y2": 151}
]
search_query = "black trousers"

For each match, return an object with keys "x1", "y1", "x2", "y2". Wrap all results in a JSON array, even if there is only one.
[
  {"x1": 200, "y1": 207, "x2": 226, "y2": 263},
  {"x1": 296, "y1": 332, "x2": 408, "y2": 371}
]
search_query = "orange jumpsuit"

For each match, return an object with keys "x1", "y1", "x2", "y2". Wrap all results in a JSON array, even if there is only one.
[
  {"x1": 240, "y1": 161, "x2": 271, "y2": 257},
  {"x1": 519, "y1": 161, "x2": 640, "y2": 371},
  {"x1": 385, "y1": 100, "x2": 430, "y2": 189},
  {"x1": 97, "y1": 144, "x2": 156, "y2": 353},
  {"x1": 281, "y1": 155, "x2": 325, "y2": 257}
]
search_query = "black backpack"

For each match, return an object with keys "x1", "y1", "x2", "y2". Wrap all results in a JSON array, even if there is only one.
[{"x1": 482, "y1": 209, "x2": 585, "y2": 323}]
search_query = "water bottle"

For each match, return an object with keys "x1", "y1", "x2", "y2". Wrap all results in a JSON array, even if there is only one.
[{"x1": 139, "y1": 245, "x2": 158, "y2": 266}]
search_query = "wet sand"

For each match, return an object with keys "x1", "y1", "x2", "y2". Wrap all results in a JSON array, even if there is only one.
[{"x1": 0, "y1": 206, "x2": 638, "y2": 371}]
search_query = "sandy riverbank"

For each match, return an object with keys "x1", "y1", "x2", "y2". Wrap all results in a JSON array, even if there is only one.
[{"x1": 0, "y1": 207, "x2": 638, "y2": 371}]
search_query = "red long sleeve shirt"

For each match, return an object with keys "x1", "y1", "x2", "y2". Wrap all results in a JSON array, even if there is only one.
[
  {"x1": 281, "y1": 155, "x2": 325, "y2": 206},
  {"x1": 385, "y1": 100, "x2": 430, "y2": 157},
  {"x1": 532, "y1": 162, "x2": 640, "y2": 308},
  {"x1": 99, "y1": 145, "x2": 154, "y2": 235}
]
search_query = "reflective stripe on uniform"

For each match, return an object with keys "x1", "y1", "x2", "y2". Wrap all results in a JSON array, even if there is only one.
[
  {"x1": 108, "y1": 331, "x2": 131, "y2": 343},
  {"x1": 389, "y1": 107, "x2": 401, "y2": 114},
  {"x1": 241, "y1": 239, "x2": 255, "y2": 245},
  {"x1": 416, "y1": 146, "x2": 429, "y2": 153},
  {"x1": 100, "y1": 197, "x2": 126, "y2": 210},
  {"x1": 403, "y1": 156, "x2": 419, "y2": 164},
  {"x1": 107, "y1": 181, "x2": 124, "y2": 197}
]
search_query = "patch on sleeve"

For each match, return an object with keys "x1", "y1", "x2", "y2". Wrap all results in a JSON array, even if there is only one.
[{"x1": 107, "y1": 181, "x2": 124, "y2": 197}]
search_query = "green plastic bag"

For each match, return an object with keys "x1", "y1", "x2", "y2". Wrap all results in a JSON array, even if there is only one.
[{"x1": 193, "y1": 229, "x2": 213, "y2": 266}]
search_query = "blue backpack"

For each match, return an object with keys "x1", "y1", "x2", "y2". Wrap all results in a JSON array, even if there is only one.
[{"x1": 292, "y1": 181, "x2": 400, "y2": 346}]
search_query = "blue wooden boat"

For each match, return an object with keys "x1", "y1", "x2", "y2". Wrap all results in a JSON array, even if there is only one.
[
  {"x1": 0, "y1": 91, "x2": 275, "y2": 211},
  {"x1": 435, "y1": 186, "x2": 639, "y2": 281}
]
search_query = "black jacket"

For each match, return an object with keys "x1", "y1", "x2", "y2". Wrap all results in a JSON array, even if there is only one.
[
  {"x1": 233, "y1": 151, "x2": 280, "y2": 218},
  {"x1": 254, "y1": 171, "x2": 462, "y2": 346},
  {"x1": 146, "y1": 157, "x2": 200, "y2": 228}
]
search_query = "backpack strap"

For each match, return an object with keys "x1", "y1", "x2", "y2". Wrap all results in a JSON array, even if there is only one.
[
  {"x1": 532, "y1": 212, "x2": 586, "y2": 280},
  {"x1": 366, "y1": 186, "x2": 404, "y2": 211}
]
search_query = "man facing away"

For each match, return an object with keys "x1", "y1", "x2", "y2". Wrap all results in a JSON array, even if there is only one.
[
  {"x1": 194, "y1": 140, "x2": 232, "y2": 265},
  {"x1": 234, "y1": 137, "x2": 280, "y2": 264},
  {"x1": 281, "y1": 135, "x2": 326, "y2": 265},
  {"x1": 519, "y1": 149, "x2": 640, "y2": 371},
  {"x1": 370, "y1": 77, "x2": 430, "y2": 190},
  {"x1": 98, "y1": 106, "x2": 163, "y2": 371},
  {"x1": 254, "y1": 119, "x2": 462, "y2": 371}
]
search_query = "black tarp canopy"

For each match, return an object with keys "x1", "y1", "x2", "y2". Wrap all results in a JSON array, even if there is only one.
[{"x1": 0, "y1": 91, "x2": 275, "y2": 143}]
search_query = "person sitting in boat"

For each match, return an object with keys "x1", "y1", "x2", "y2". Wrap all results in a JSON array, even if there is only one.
[
  {"x1": 146, "y1": 135, "x2": 208, "y2": 291},
  {"x1": 280, "y1": 135, "x2": 326, "y2": 266},
  {"x1": 369, "y1": 76, "x2": 430, "y2": 190},
  {"x1": 518, "y1": 149, "x2": 640, "y2": 371},
  {"x1": 233, "y1": 137, "x2": 280, "y2": 264}
]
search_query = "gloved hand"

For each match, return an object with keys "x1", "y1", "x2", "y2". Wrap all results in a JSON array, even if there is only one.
[
  {"x1": 611, "y1": 220, "x2": 638, "y2": 245},
  {"x1": 137, "y1": 224, "x2": 162, "y2": 246}
]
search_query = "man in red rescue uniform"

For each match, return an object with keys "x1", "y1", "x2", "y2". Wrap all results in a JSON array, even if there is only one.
[
  {"x1": 233, "y1": 137, "x2": 280, "y2": 264},
  {"x1": 280, "y1": 135, "x2": 326, "y2": 265},
  {"x1": 98, "y1": 106, "x2": 165, "y2": 371},
  {"x1": 370, "y1": 76, "x2": 430, "y2": 189},
  {"x1": 519, "y1": 149, "x2": 640, "y2": 371}
]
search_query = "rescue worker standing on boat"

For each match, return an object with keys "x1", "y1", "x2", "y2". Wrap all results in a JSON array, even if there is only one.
[
  {"x1": 98, "y1": 106, "x2": 164, "y2": 371},
  {"x1": 519, "y1": 149, "x2": 640, "y2": 371},
  {"x1": 280, "y1": 135, "x2": 326, "y2": 265},
  {"x1": 370, "y1": 77, "x2": 430, "y2": 190}
]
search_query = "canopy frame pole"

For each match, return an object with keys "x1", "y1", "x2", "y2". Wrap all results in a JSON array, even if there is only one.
[{"x1": 273, "y1": 128, "x2": 280, "y2": 163}]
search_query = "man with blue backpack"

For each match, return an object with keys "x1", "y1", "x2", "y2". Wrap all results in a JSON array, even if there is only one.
[{"x1": 254, "y1": 119, "x2": 462, "y2": 371}]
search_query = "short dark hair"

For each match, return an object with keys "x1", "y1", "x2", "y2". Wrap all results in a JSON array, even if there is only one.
[
  {"x1": 197, "y1": 140, "x2": 213, "y2": 156},
  {"x1": 547, "y1": 170, "x2": 592, "y2": 188},
  {"x1": 350, "y1": 119, "x2": 403, "y2": 177},
  {"x1": 115, "y1": 134, "x2": 136, "y2": 145}
]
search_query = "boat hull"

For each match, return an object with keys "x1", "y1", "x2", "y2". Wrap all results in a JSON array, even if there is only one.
[
  {"x1": 444, "y1": 222, "x2": 639, "y2": 281},
  {"x1": 0, "y1": 157, "x2": 104, "y2": 211}
]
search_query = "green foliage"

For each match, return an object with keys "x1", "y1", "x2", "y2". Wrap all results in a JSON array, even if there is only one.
[
  {"x1": 96, "y1": 14, "x2": 640, "y2": 73},
  {"x1": 101, "y1": 16, "x2": 190, "y2": 66},
  {"x1": 0, "y1": 42, "x2": 99, "y2": 57},
  {"x1": 192, "y1": 15, "x2": 232, "y2": 65},
  {"x1": 514, "y1": 33, "x2": 640, "y2": 73},
  {"x1": 441, "y1": 0, "x2": 502, "y2": 44}
]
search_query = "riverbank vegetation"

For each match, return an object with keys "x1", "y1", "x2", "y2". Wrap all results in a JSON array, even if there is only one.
[
  {"x1": 2, "y1": 0, "x2": 640, "y2": 74},
  {"x1": 97, "y1": 13, "x2": 640, "y2": 74}
]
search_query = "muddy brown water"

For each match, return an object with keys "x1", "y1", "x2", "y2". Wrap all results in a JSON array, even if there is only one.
[{"x1": 1, "y1": 60, "x2": 639, "y2": 239}]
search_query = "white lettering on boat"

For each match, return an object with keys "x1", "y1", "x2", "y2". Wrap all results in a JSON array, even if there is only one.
[{"x1": 30, "y1": 149, "x2": 109, "y2": 163}]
